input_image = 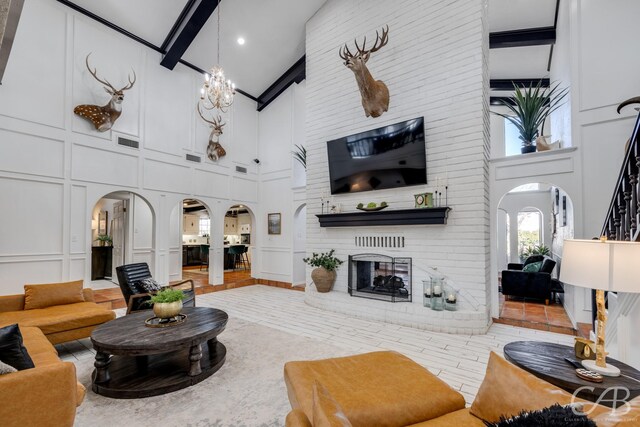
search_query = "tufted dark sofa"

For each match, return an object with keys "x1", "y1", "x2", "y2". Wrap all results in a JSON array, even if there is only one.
[{"x1": 501, "y1": 255, "x2": 557, "y2": 304}]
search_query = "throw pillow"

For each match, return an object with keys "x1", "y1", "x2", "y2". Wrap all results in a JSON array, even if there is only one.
[
  {"x1": 136, "y1": 278, "x2": 162, "y2": 293},
  {"x1": 0, "y1": 360, "x2": 17, "y2": 375},
  {"x1": 0, "y1": 324, "x2": 34, "y2": 371},
  {"x1": 470, "y1": 352, "x2": 576, "y2": 423},
  {"x1": 483, "y1": 404, "x2": 597, "y2": 427},
  {"x1": 312, "y1": 381, "x2": 353, "y2": 427},
  {"x1": 523, "y1": 261, "x2": 543, "y2": 273},
  {"x1": 24, "y1": 280, "x2": 85, "y2": 310}
]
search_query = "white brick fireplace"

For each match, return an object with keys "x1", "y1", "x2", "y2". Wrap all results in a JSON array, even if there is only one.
[{"x1": 304, "y1": 0, "x2": 492, "y2": 334}]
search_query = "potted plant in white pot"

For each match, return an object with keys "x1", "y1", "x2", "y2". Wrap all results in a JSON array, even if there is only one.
[
  {"x1": 492, "y1": 82, "x2": 568, "y2": 154},
  {"x1": 304, "y1": 250, "x2": 344, "y2": 293},
  {"x1": 149, "y1": 288, "x2": 185, "y2": 320},
  {"x1": 95, "y1": 234, "x2": 112, "y2": 247}
]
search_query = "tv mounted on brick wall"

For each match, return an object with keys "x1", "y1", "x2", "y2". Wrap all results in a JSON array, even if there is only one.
[{"x1": 327, "y1": 117, "x2": 426, "y2": 195}]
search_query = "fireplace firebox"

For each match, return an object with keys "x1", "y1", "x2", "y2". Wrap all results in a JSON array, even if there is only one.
[{"x1": 348, "y1": 254, "x2": 412, "y2": 302}]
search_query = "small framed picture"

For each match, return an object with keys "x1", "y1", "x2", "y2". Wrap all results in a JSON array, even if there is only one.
[
  {"x1": 268, "y1": 213, "x2": 281, "y2": 235},
  {"x1": 562, "y1": 196, "x2": 567, "y2": 227},
  {"x1": 98, "y1": 211, "x2": 108, "y2": 235}
]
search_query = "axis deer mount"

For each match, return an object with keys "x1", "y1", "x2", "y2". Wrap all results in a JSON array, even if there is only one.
[
  {"x1": 339, "y1": 25, "x2": 390, "y2": 118},
  {"x1": 197, "y1": 104, "x2": 227, "y2": 161},
  {"x1": 74, "y1": 53, "x2": 136, "y2": 132}
]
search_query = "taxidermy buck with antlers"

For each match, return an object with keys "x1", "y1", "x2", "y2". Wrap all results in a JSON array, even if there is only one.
[
  {"x1": 197, "y1": 104, "x2": 226, "y2": 161},
  {"x1": 339, "y1": 25, "x2": 390, "y2": 118},
  {"x1": 74, "y1": 53, "x2": 136, "y2": 132}
]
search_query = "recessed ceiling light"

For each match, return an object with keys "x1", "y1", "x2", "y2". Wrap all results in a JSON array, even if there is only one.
[{"x1": 237, "y1": 37, "x2": 245, "y2": 45}]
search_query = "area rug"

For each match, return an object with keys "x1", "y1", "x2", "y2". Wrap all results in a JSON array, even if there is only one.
[{"x1": 73, "y1": 317, "x2": 352, "y2": 427}]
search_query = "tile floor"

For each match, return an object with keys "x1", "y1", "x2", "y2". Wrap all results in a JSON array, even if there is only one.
[
  {"x1": 61, "y1": 285, "x2": 576, "y2": 406},
  {"x1": 494, "y1": 293, "x2": 577, "y2": 335}
]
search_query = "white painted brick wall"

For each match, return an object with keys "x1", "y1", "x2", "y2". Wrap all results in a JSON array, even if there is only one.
[{"x1": 305, "y1": 0, "x2": 491, "y2": 333}]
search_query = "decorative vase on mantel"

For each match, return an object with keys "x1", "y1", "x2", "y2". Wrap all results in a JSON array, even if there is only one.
[
  {"x1": 311, "y1": 267, "x2": 337, "y2": 293},
  {"x1": 521, "y1": 143, "x2": 536, "y2": 154}
]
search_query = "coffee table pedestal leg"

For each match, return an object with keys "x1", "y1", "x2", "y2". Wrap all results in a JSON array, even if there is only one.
[
  {"x1": 94, "y1": 351, "x2": 111, "y2": 383},
  {"x1": 189, "y1": 344, "x2": 202, "y2": 376}
]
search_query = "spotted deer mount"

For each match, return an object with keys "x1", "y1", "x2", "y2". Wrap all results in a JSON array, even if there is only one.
[
  {"x1": 74, "y1": 53, "x2": 136, "y2": 132},
  {"x1": 197, "y1": 104, "x2": 226, "y2": 161},
  {"x1": 339, "y1": 25, "x2": 390, "y2": 118}
]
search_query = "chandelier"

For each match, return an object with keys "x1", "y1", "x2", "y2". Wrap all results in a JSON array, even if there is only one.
[{"x1": 199, "y1": 0, "x2": 235, "y2": 113}]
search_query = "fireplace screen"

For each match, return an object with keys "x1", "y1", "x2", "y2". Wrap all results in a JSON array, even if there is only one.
[{"x1": 348, "y1": 254, "x2": 412, "y2": 302}]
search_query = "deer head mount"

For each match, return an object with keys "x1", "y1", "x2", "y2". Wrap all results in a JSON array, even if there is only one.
[
  {"x1": 74, "y1": 53, "x2": 136, "y2": 132},
  {"x1": 197, "y1": 104, "x2": 227, "y2": 161},
  {"x1": 339, "y1": 25, "x2": 390, "y2": 118}
]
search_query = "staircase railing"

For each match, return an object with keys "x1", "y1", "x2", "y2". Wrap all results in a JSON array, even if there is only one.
[{"x1": 600, "y1": 110, "x2": 640, "y2": 241}]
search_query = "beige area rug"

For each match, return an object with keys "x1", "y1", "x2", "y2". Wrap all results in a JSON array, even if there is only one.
[{"x1": 73, "y1": 317, "x2": 351, "y2": 427}]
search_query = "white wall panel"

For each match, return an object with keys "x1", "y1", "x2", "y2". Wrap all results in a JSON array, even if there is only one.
[
  {"x1": 143, "y1": 159, "x2": 190, "y2": 193},
  {"x1": 0, "y1": 130, "x2": 65, "y2": 178},
  {"x1": 0, "y1": 178, "x2": 64, "y2": 256},
  {"x1": 232, "y1": 95, "x2": 258, "y2": 169},
  {"x1": 70, "y1": 185, "x2": 87, "y2": 254},
  {"x1": 193, "y1": 169, "x2": 229, "y2": 199},
  {"x1": 69, "y1": 258, "x2": 86, "y2": 282},
  {"x1": 0, "y1": 0, "x2": 66, "y2": 129},
  {"x1": 0, "y1": 259, "x2": 63, "y2": 294},
  {"x1": 71, "y1": 144, "x2": 138, "y2": 187},
  {"x1": 231, "y1": 176, "x2": 258, "y2": 202},
  {"x1": 132, "y1": 195, "x2": 153, "y2": 250},
  {"x1": 72, "y1": 18, "x2": 142, "y2": 137},
  {"x1": 259, "y1": 89, "x2": 293, "y2": 174},
  {"x1": 143, "y1": 60, "x2": 193, "y2": 155}
]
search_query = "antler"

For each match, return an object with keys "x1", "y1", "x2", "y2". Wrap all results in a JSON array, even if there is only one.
[
  {"x1": 85, "y1": 53, "x2": 116, "y2": 92},
  {"x1": 197, "y1": 103, "x2": 225, "y2": 130},
  {"x1": 340, "y1": 25, "x2": 389, "y2": 60},
  {"x1": 119, "y1": 68, "x2": 136, "y2": 92}
]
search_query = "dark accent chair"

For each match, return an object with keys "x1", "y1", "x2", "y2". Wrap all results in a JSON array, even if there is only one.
[
  {"x1": 115, "y1": 262, "x2": 195, "y2": 314},
  {"x1": 501, "y1": 256, "x2": 557, "y2": 305}
]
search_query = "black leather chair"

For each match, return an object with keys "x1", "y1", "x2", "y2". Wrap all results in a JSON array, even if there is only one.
[
  {"x1": 115, "y1": 262, "x2": 195, "y2": 314},
  {"x1": 501, "y1": 256, "x2": 557, "y2": 305}
]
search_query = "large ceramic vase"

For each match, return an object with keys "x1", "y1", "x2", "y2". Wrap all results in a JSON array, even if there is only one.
[
  {"x1": 153, "y1": 300, "x2": 183, "y2": 319},
  {"x1": 311, "y1": 267, "x2": 336, "y2": 293}
]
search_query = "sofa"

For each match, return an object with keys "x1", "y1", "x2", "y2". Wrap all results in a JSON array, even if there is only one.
[
  {"x1": 284, "y1": 350, "x2": 640, "y2": 426},
  {"x1": 0, "y1": 280, "x2": 116, "y2": 344},
  {"x1": 501, "y1": 255, "x2": 557, "y2": 304},
  {"x1": 0, "y1": 325, "x2": 86, "y2": 427}
]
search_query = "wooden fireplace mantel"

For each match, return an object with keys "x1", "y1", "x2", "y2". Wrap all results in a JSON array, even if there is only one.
[{"x1": 316, "y1": 207, "x2": 451, "y2": 227}]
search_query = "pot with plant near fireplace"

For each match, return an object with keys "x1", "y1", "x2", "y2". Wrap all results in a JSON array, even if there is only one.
[{"x1": 304, "y1": 250, "x2": 344, "y2": 293}]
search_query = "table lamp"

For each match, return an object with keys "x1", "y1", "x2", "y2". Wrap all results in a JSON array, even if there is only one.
[{"x1": 560, "y1": 238, "x2": 640, "y2": 377}]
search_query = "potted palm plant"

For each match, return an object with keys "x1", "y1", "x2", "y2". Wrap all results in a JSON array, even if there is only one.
[
  {"x1": 95, "y1": 234, "x2": 112, "y2": 247},
  {"x1": 303, "y1": 250, "x2": 344, "y2": 293},
  {"x1": 493, "y1": 82, "x2": 568, "y2": 154}
]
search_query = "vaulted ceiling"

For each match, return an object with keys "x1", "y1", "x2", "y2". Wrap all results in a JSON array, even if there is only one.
[{"x1": 53, "y1": 0, "x2": 558, "y2": 107}]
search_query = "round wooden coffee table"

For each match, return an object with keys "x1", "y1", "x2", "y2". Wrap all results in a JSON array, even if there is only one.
[
  {"x1": 90, "y1": 306, "x2": 228, "y2": 398},
  {"x1": 504, "y1": 341, "x2": 640, "y2": 408}
]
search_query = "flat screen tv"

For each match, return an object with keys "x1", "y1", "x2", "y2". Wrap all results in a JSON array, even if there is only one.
[{"x1": 327, "y1": 117, "x2": 426, "y2": 195}]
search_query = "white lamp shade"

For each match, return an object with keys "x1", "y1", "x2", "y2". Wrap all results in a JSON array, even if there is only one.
[{"x1": 560, "y1": 239, "x2": 640, "y2": 293}]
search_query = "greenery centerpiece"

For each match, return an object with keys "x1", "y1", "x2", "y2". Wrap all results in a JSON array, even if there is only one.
[
  {"x1": 492, "y1": 82, "x2": 568, "y2": 154},
  {"x1": 149, "y1": 288, "x2": 185, "y2": 320},
  {"x1": 303, "y1": 250, "x2": 344, "y2": 293},
  {"x1": 356, "y1": 201, "x2": 388, "y2": 212}
]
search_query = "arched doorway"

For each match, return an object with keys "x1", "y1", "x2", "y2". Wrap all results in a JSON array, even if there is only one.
[
  {"x1": 293, "y1": 203, "x2": 307, "y2": 286},
  {"x1": 496, "y1": 182, "x2": 575, "y2": 326},
  {"x1": 90, "y1": 191, "x2": 155, "y2": 289},
  {"x1": 176, "y1": 198, "x2": 213, "y2": 284},
  {"x1": 222, "y1": 204, "x2": 255, "y2": 284}
]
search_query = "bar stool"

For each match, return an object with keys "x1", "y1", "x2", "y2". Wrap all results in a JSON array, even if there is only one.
[
  {"x1": 228, "y1": 245, "x2": 245, "y2": 270},
  {"x1": 200, "y1": 245, "x2": 209, "y2": 271},
  {"x1": 240, "y1": 245, "x2": 250, "y2": 270}
]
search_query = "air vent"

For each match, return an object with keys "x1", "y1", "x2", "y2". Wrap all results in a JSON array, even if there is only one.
[
  {"x1": 235, "y1": 166, "x2": 247, "y2": 174},
  {"x1": 186, "y1": 154, "x2": 201, "y2": 163},
  {"x1": 355, "y1": 236, "x2": 405, "y2": 248},
  {"x1": 117, "y1": 137, "x2": 139, "y2": 149}
]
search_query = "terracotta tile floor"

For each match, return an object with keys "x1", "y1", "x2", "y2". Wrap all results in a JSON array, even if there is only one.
[
  {"x1": 93, "y1": 268, "x2": 285, "y2": 310},
  {"x1": 493, "y1": 293, "x2": 577, "y2": 336}
]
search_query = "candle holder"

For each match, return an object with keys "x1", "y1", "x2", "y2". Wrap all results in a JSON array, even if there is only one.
[
  {"x1": 444, "y1": 287, "x2": 458, "y2": 311},
  {"x1": 422, "y1": 280, "x2": 431, "y2": 307},
  {"x1": 430, "y1": 271, "x2": 445, "y2": 311}
]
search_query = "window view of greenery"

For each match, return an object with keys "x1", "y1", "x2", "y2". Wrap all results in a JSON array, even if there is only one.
[{"x1": 517, "y1": 211, "x2": 541, "y2": 258}]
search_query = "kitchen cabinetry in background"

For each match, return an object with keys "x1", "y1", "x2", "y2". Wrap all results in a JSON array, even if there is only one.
[
  {"x1": 224, "y1": 217, "x2": 238, "y2": 233},
  {"x1": 183, "y1": 214, "x2": 199, "y2": 235},
  {"x1": 240, "y1": 224, "x2": 251, "y2": 233}
]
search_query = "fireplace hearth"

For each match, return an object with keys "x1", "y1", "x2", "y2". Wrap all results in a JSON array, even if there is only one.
[{"x1": 348, "y1": 254, "x2": 412, "y2": 302}]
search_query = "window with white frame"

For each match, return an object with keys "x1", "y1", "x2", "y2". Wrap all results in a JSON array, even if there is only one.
[{"x1": 199, "y1": 217, "x2": 210, "y2": 236}]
